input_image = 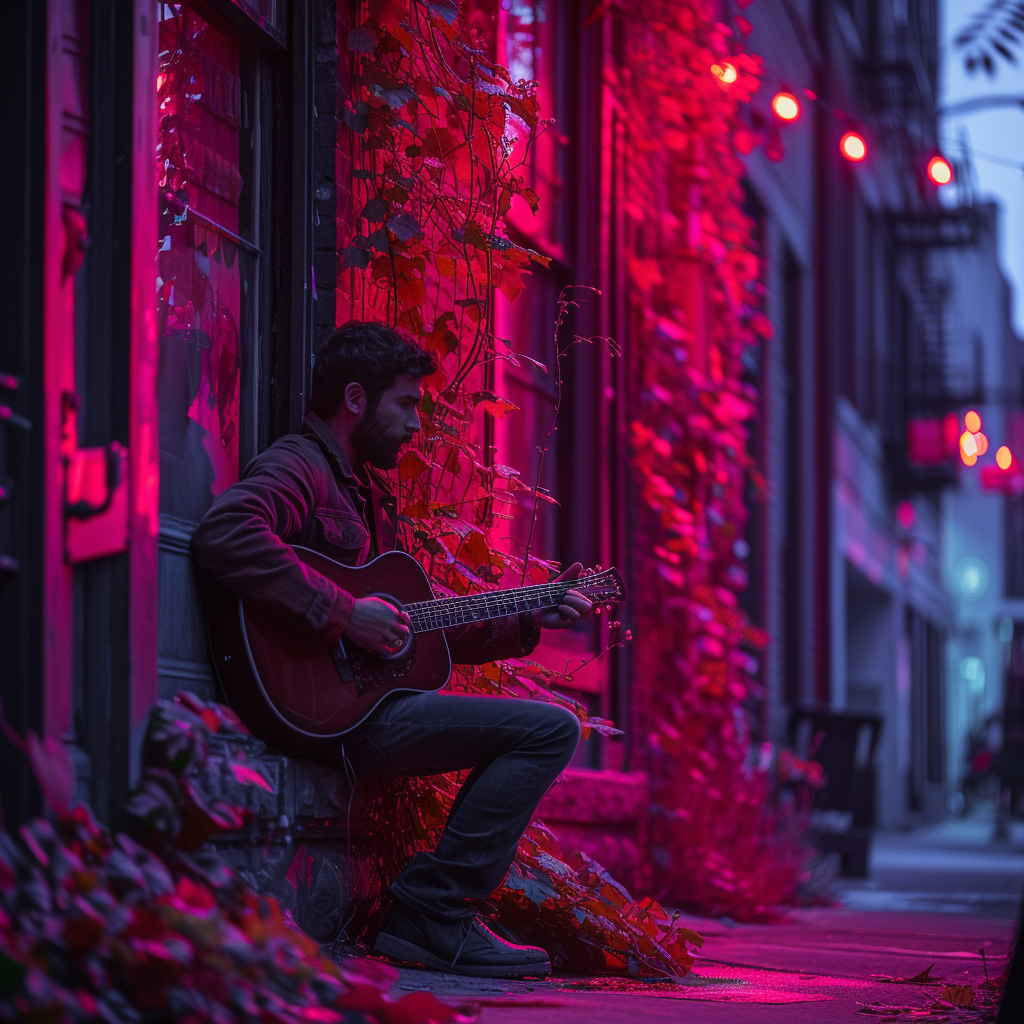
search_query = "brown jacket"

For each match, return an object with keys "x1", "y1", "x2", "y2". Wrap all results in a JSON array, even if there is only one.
[{"x1": 191, "y1": 412, "x2": 539, "y2": 664}]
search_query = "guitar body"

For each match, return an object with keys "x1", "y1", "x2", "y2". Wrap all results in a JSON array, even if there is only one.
[{"x1": 208, "y1": 547, "x2": 452, "y2": 754}]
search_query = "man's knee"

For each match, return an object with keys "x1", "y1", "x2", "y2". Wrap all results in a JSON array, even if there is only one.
[{"x1": 533, "y1": 703, "x2": 581, "y2": 758}]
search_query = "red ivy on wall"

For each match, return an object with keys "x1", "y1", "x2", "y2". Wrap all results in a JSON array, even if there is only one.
[
  {"x1": 335, "y1": 0, "x2": 813, "y2": 937},
  {"x1": 620, "y1": 0, "x2": 813, "y2": 919},
  {"x1": 334, "y1": 0, "x2": 701, "y2": 976}
]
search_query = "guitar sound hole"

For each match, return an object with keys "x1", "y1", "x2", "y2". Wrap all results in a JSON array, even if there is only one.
[{"x1": 349, "y1": 642, "x2": 417, "y2": 696}]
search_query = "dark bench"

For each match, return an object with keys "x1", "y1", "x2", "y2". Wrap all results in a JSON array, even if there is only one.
[{"x1": 788, "y1": 707, "x2": 882, "y2": 878}]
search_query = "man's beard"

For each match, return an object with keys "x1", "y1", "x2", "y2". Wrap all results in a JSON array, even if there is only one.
[{"x1": 351, "y1": 410, "x2": 409, "y2": 470}]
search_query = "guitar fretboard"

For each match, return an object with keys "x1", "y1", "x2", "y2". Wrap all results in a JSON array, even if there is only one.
[{"x1": 405, "y1": 580, "x2": 591, "y2": 633}]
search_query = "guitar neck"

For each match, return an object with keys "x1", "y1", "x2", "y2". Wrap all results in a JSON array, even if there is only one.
[{"x1": 405, "y1": 581, "x2": 576, "y2": 633}]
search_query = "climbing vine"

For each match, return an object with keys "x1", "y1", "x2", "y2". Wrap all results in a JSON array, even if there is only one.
[
  {"x1": 619, "y1": 0, "x2": 814, "y2": 918},
  {"x1": 336, "y1": 0, "x2": 813, "y2": 942},
  {"x1": 335, "y1": 0, "x2": 699, "y2": 976}
]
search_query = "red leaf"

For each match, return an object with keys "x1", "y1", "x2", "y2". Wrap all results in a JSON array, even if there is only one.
[
  {"x1": 940, "y1": 984, "x2": 975, "y2": 1007},
  {"x1": 285, "y1": 845, "x2": 313, "y2": 890},
  {"x1": 368, "y1": 0, "x2": 409, "y2": 31},
  {"x1": 230, "y1": 761, "x2": 273, "y2": 792},
  {"x1": 166, "y1": 875, "x2": 217, "y2": 917}
]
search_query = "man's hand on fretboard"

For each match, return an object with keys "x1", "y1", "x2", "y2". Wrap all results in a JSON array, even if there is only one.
[{"x1": 530, "y1": 562, "x2": 594, "y2": 630}]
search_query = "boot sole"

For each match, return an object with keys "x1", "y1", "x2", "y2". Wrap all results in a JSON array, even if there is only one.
[{"x1": 373, "y1": 931, "x2": 552, "y2": 978}]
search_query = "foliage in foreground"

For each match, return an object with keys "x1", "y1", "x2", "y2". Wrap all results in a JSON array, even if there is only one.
[
  {"x1": 0, "y1": 690, "x2": 701, "y2": 1024},
  {"x1": 0, "y1": 698, "x2": 476, "y2": 1024}
]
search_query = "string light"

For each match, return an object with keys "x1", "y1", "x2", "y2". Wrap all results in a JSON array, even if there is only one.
[
  {"x1": 840, "y1": 131, "x2": 867, "y2": 162},
  {"x1": 771, "y1": 92, "x2": 801, "y2": 122},
  {"x1": 711, "y1": 62, "x2": 738, "y2": 84},
  {"x1": 997, "y1": 445, "x2": 1013, "y2": 470},
  {"x1": 926, "y1": 155, "x2": 954, "y2": 185},
  {"x1": 961, "y1": 430, "x2": 978, "y2": 464},
  {"x1": 960, "y1": 408, "x2": 990, "y2": 466}
]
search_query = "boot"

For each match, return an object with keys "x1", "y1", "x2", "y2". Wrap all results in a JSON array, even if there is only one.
[{"x1": 373, "y1": 903, "x2": 551, "y2": 978}]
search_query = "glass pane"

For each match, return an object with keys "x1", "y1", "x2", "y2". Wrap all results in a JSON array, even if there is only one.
[
  {"x1": 495, "y1": 270, "x2": 561, "y2": 562},
  {"x1": 156, "y1": 4, "x2": 245, "y2": 522},
  {"x1": 500, "y1": 0, "x2": 560, "y2": 249}
]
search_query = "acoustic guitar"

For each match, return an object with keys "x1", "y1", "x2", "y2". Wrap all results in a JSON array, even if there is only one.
[{"x1": 207, "y1": 546, "x2": 627, "y2": 753}]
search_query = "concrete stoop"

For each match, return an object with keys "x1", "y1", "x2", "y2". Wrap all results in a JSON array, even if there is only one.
[{"x1": 203, "y1": 733, "x2": 357, "y2": 942}]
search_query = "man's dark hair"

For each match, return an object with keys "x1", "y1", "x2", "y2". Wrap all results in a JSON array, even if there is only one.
[{"x1": 309, "y1": 320, "x2": 436, "y2": 419}]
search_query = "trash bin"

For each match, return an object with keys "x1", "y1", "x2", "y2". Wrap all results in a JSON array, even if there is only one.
[{"x1": 788, "y1": 707, "x2": 882, "y2": 878}]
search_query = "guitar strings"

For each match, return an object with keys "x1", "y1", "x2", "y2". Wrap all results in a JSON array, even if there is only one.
[
  {"x1": 403, "y1": 573, "x2": 623, "y2": 633},
  {"x1": 403, "y1": 572, "x2": 620, "y2": 611},
  {"x1": 405, "y1": 582, "x2": 623, "y2": 621}
]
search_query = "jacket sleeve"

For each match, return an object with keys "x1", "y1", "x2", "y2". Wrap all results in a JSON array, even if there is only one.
[
  {"x1": 191, "y1": 443, "x2": 354, "y2": 643},
  {"x1": 445, "y1": 614, "x2": 541, "y2": 665}
]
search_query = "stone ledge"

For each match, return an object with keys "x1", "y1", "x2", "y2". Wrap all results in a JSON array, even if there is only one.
[
  {"x1": 538, "y1": 768, "x2": 648, "y2": 825},
  {"x1": 203, "y1": 735, "x2": 359, "y2": 943},
  {"x1": 203, "y1": 734, "x2": 359, "y2": 829}
]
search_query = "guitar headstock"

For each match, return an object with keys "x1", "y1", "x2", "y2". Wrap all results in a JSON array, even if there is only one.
[{"x1": 575, "y1": 566, "x2": 627, "y2": 604}]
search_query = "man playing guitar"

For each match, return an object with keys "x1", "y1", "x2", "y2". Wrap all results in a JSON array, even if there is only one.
[{"x1": 192, "y1": 320, "x2": 593, "y2": 978}]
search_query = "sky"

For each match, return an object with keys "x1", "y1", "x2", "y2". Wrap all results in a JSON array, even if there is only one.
[{"x1": 940, "y1": 0, "x2": 1024, "y2": 337}]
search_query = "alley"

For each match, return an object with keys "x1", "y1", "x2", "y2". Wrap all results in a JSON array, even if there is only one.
[{"x1": 376, "y1": 818, "x2": 1023, "y2": 1021}]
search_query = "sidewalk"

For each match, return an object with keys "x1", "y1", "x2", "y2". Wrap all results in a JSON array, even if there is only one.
[
  {"x1": 838, "y1": 818, "x2": 1024, "y2": 917},
  {"x1": 372, "y1": 816, "x2": 1024, "y2": 1022}
]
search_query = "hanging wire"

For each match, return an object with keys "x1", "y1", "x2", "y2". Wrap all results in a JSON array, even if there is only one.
[{"x1": 968, "y1": 147, "x2": 1024, "y2": 170}]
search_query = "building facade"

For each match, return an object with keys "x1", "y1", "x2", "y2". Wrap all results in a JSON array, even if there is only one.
[{"x1": 745, "y1": 0, "x2": 1023, "y2": 831}]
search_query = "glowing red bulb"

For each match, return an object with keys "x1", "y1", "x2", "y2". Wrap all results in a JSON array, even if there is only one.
[
  {"x1": 926, "y1": 155, "x2": 953, "y2": 186},
  {"x1": 711, "y1": 62, "x2": 738, "y2": 85},
  {"x1": 840, "y1": 131, "x2": 867, "y2": 162},
  {"x1": 771, "y1": 92, "x2": 801, "y2": 122}
]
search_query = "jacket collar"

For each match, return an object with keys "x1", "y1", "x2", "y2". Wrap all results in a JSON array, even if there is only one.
[
  {"x1": 302, "y1": 411, "x2": 396, "y2": 499},
  {"x1": 303, "y1": 412, "x2": 356, "y2": 484}
]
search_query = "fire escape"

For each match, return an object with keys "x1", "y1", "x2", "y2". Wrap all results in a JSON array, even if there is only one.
[{"x1": 860, "y1": 15, "x2": 982, "y2": 490}]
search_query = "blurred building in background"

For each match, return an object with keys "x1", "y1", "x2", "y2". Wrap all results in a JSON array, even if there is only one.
[
  {"x1": 745, "y1": 0, "x2": 1024, "y2": 837},
  {"x1": 941, "y1": 204, "x2": 1024, "y2": 821}
]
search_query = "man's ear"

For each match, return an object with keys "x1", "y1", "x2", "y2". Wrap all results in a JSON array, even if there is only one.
[{"x1": 343, "y1": 381, "x2": 367, "y2": 417}]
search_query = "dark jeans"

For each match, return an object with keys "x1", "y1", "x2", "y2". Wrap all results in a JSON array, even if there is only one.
[{"x1": 317, "y1": 691, "x2": 581, "y2": 921}]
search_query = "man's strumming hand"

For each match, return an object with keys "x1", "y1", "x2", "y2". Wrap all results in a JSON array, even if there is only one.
[
  {"x1": 344, "y1": 596, "x2": 411, "y2": 657},
  {"x1": 531, "y1": 562, "x2": 593, "y2": 630}
]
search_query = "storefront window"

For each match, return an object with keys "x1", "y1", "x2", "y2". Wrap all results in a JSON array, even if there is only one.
[{"x1": 156, "y1": 4, "x2": 246, "y2": 522}]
